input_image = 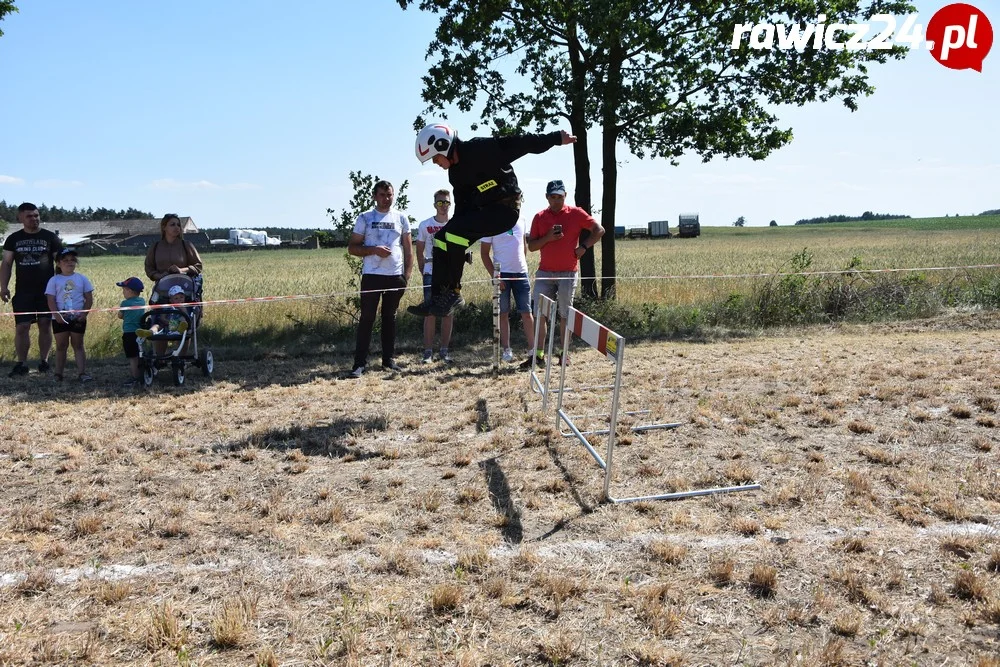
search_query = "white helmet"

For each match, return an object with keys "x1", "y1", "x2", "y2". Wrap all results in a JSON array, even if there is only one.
[{"x1": 415, "y1": 123, "x2": 456, "y2": 164}]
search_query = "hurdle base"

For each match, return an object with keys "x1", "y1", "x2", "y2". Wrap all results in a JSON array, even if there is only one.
[{"x1": 607, "y1": 483, "x2": 762, "y2": 504}]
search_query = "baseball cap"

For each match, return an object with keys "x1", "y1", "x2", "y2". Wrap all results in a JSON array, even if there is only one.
[
  {"x1": 546, "y1": 180, "x2": 567, "y2": 196},
  {"x1": 58, "y1": 246, "x2": 79, "y2": 258},
  {"x1": 116, "y1": 277, "x2": 144, "y2": 292},
  {"x1": 168, "y1": 285, "x2": 186, "y2": 297}
]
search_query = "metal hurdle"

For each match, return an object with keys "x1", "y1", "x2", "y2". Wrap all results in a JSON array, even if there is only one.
[
  {"x1": 527, "y1": 294, "x2": 561, "y2": 409},
  {"x1": 492, "y1": 262, "x2": 501, "y2": 378},
  {"x1": 547, "y1": 306, "x2": 762, "y2": 504}
]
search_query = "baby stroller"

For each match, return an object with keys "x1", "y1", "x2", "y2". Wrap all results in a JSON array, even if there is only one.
[{"x1": 137, "y1": 274, "x2": 214, "y2": 387}]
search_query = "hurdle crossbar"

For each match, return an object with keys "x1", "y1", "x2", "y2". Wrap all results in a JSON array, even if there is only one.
[{"x1": 551, "y1": 306, "x2": 762, "y2": 504}]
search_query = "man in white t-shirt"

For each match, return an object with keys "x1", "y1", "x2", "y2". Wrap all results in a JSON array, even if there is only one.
[
  {"x1": 481, "y1": 208, "x2": 537, "y2": 369},
  {"x1": 414, "y1": 189, "x2": 455, "y2": 363},
  {"x1": 347, "y1": 180, "x2": 413, "y2": 378}
]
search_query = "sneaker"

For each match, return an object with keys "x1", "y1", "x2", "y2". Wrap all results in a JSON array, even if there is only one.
[
  {"x1": 54, "y1": 373, "x2": 64, "y2": 382},
  {"x1": 501, "y1": 348, "x2": 514, "y2": 363},
  {"x1": 348, "y1": 365, "x2": 365, "y2": 379},
  {"x1": 439, "y1": 349, "x2": 452, "y2": 363},
  {"x1": 519, "y1": 352, "x2": 544, "y2": 370},
  {"x1": 421, "y1": 350, "x2": 433, "y2": 364},
  {"x1": 464, "y1": 251, "x2": 474, "y2": 265},
  {"x1": 407, "y1": 302, "x2": 431, "y2": 316},
  {"x1": 136, "y1": 328, "x2": 154, "y2": 339},
  {"x1": 429, "y1": 291, "x2": 465, "y2": 317},
  {"x1": 79, "y1": 373, "x2": 93, "y2": 383},
  {"x1": 382, "y1": 359, "x2": 402, "y2": 372},
  {"x1": 8, "y1": 363, "x2": 28, "y2": 378},
  {"x1": 37, "y1": 360, "x2": 50, "y2": 374}
]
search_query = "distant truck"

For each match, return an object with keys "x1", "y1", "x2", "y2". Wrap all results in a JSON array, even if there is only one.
[
  {"x1": 677, "y1": 213, "x2": 701, "y2": 238},
  {"x1": 228, "y1": 229, "x2": 282, "y2": 246},
  {"x1": 647, "y1": 220, "x2": 671, "y2": 238},
  {"x1": 614, "y1": 226, "x2": 626, "y2": 239}
]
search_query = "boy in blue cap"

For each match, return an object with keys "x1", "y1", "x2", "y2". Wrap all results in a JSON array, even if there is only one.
[{"x1": 116, "y1": 276, "x2": 145, "y2": 386}]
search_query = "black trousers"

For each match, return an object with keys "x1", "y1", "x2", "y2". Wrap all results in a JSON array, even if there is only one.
[
  {"x1": 353, "y1": 273, "x2": 406, "y2": 368},
  {"x1": 432, "y1": 201, "x2": 519, "y2": 296}
]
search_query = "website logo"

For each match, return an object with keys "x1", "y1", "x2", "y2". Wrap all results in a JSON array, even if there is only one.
[{"x1": 730, "y1": 3, "x2": 992, "y2": 72}]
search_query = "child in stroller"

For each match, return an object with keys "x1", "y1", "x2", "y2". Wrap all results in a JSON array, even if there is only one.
[
  {"x1": 137, "y1": 284, "x2": 190, "y2": 339},
  {"x1": 136, "y1": 274, "x2": 213, "y2": 386}
]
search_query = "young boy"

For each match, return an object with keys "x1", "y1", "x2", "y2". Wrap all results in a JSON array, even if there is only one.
[
  {"x1": 116, "y1": 276, "x2": 145, "y2": 386},
  {"x1": 137, "y1": 284, "x2": 189, "y2": 338}
]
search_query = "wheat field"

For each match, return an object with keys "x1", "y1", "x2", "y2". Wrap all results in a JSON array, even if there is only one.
[{"x1": 2, "y1": 218, "x2": 997, "y2": 364}]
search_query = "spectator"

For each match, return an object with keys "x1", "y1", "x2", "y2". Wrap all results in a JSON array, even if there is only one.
[
  {"x1": 415, "y1": 189, "x2": 455, "y2": 363},
  {"x1": 527, "y1": 180, "x2": 604, "y2": 365},
  {"x1": 1, "y1": 202, "x2": 62, "y2": 377},
  {"x1": 116, "y1": 276, "x2": 146, "y2": 387},
  {"x1": 44, "y1": 247, "x2": 94, "y2": 382},
  {"x1": 480, "y1": 201, "x2": 537, "y2": 368},
  {"x1": 347, "y1": 180, "x2": 413, "y2": 378},
  {"x1": 144, "y1": 213, "x2": 203, "y2": 297}
]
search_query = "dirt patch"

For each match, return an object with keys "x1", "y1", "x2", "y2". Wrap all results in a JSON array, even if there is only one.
[{"x1": 1, "y1": 315, "x2": 998, "y2": 665}]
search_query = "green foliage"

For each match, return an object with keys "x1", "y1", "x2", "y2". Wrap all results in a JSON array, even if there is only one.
[
  {"x1": 324, "y1": 172, "x2": 413, "y2": 324},
  {"x1": 0, "y1": 200, "x2": 154, "y2": 223},
  {"x1": 795, "y1": 211, "x2": 912, "y2": 225},
  {"x1": 0, "y1": 1, "x2": 16, "y2": 38}
]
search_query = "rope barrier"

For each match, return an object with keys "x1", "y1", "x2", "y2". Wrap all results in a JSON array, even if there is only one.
[{"x1": 2, "y1": 263, "x2": 997, "y2": 319}]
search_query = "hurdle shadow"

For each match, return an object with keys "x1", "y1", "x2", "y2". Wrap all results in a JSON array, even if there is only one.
[
  {"x1": 543, "y1": 434, "x2": 596, "y2": 517},
  {"x1": 479, "y1": 457, "x2": 523, "y2": 544},
  {"x1": 213, "y1": 415, "x2": 387, "y2": 460}
]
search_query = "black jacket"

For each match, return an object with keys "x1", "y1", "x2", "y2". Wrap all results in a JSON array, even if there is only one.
[{"x1": 449, "y1": 131, "x2": 562, "y2": 214}]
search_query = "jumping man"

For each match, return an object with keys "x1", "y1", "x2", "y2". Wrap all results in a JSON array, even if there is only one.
[{"x1": 408, "y1": 123, "x2": 576, "y2": 317}]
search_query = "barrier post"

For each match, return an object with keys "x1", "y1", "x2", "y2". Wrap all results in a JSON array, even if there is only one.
[{"x1": 492, "y1": 262, "x2": 501, "y2": 378}]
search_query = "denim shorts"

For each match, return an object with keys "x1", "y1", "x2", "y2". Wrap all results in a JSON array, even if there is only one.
[
  {"x1": 499, "y1": 272, "x2": 531, "y2": 314},
  {"x1": 422, "y1": 273, "x2": 433, "y2": 304},
  {"x1": 532, "y1": 270, "x2": 577, "y2": 319}
]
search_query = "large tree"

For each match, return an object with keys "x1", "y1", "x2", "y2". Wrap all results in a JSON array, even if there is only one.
[{"x1": 397, "y1": 0, "x2": 912, "y2": 298}]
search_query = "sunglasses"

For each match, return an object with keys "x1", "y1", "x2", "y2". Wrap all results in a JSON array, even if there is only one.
[{"x1": 434, "y1": 201, "x2": 452, "y2": 207}]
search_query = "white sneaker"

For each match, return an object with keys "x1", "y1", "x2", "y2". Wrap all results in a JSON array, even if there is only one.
[
  {"x1": 501, "y1": 348, "x2": 514, "y2": 362},
  {"x1": 421, "y1": 350, "x2": 433, "y2": 364},
  {"x1": 439, "y1": 349, "x2": 453, "y2": 363}
]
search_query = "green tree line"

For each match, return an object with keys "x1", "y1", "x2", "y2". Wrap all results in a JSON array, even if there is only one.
[
  {"x1": 0, "y1": 200, "x2": 155, "y2": 224},
  {"x1": 794, "y1": 211, "x2": 912, "y2": 225}
]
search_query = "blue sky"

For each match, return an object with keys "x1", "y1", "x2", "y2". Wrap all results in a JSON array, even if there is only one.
[{"x1": 1, "y1": 1, "x2": 997, "y2": 231}]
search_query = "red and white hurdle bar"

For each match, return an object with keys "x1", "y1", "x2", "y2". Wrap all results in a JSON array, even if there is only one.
[{"x1": 549, "y1": 303, "x2": 762, "y2": 504}]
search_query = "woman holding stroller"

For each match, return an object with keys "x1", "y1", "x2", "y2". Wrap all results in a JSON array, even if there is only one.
[{"x1": 144, "y1": 213, "x2": 203, "y2": 287}]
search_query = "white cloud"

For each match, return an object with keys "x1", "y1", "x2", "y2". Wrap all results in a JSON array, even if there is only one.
[
  {"x1": 149, "y1": 179, "x2": 260, "y2": 191},
  {"x1": 0, "y1": 175, "x2": 25, "y2": 185},
  {"x1": 33, "y1": 179, "x2": 84, "y2": 188}
]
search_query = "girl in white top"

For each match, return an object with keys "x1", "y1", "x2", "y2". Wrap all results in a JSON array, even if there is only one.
[{"x1": 44, "y1": 247, "x2": 95, "y2": 382}]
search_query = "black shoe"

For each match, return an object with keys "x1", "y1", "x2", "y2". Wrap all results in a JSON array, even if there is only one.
[
  {"x1": 429, "y1": 291, "x2": 465, "y2": 317},
  {"x1": 37, "y1": 360, "x2": 50, "y2": 373},
  {"x1": 8, "y1": 363, "x2": 28, "y2": 378},
  {"x1": 407, "y1": 302, "x2": 431, "y2": 316},
  {"x1": 382, "y1": 359, "x2": 402, "y2": 372},
  {"x1": 464, "y1": 252, "x2": 474, "y2": 265},
  {"x1": 519, "y1": 353, "x2": 544, "y2": 370}
]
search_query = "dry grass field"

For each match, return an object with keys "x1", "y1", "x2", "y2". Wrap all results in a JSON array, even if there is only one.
[{"x1": 1, "y1": 309, "x2": 999, "y2": 665}]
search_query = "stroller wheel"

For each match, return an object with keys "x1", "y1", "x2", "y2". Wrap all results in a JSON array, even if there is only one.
[
  {"x1": 142, "y1": 364, "x2": 155, "y2": 387},
  {"x1": 200, "y1": 349, "x2": 214, "y2": 377},
  {"x1": 173, "y1": 362, "x2": 186, "y2": 386}
]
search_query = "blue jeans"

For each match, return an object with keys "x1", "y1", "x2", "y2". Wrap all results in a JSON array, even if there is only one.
[{"x1": 499, "y1": 272, "x2": 531, "y2": 314}]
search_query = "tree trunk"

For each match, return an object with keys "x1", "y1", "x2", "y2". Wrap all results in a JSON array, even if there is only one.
[
  {"x1": 600, "y1": 46, "x2": 622, "y2": 301},
  {"x1": 567, "y1": 17, "x2": 598, "y2": 300}
]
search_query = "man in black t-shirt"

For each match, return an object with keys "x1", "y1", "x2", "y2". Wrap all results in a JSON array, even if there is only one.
[{"x1": 1, "y1": 202, "x2": 62, "y2": 377}]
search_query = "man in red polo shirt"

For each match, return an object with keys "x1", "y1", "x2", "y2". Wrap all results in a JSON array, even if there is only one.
[{"x1": 527, "y1": 179, "x2": 605, "y2": 365}]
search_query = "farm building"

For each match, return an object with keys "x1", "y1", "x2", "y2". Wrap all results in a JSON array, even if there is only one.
[{"x1": 37, "y1": 217, "x2": 211, "y2": 253}]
